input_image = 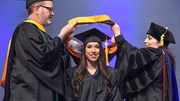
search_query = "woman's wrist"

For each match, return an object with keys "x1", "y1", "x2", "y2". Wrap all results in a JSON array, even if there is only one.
[{"x1": 114, "y1": 32, "x2": 121, "y2": 37}]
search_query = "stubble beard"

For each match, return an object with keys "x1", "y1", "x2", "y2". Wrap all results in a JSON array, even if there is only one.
[{"x1": 40, "y1": 11, "x2": 52, "y2": 26}]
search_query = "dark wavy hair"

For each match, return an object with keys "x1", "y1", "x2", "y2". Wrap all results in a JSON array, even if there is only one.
[{"x1": 74, "y1": 41, "x2": 111, "y2": 95}]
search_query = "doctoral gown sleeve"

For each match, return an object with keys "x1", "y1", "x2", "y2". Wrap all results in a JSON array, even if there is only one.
[
  {"x1": 14, "y1": 22, "x2": 66, "y2": 94},
  {"x1": 108, "y1": 68, "x2": 123, "y2": 101},
  {"x1": 114, "y1": 35, "x2": 164, "y2": 95}
]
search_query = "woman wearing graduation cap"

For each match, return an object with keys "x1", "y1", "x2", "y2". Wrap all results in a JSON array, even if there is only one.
[
  {"x1": 65, "y1": 28, "x2": 122, "y2": 101},
  {"x1": 111, "y1": 22, "x2": 179, "y2": 101}
]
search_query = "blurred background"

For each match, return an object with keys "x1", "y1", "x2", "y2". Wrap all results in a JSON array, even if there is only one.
[{"x1": 0, "y1": 0, "x2": 180, "y2": 99}]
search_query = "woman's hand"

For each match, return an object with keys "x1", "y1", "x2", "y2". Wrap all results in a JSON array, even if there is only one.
[
  {"x1": 111, "y1": 36, "x2": 116, "y2": 43},
  {"x1": 111, "y1": 23, "x2": 121, "y2": 37}
]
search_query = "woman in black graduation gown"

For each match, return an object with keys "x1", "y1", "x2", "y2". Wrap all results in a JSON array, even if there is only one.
[
  {"x1": 111, "y1": 22, "x2": 179, "y2": 101},
  {"x1": 65, "y1": 28, "x2": 122, "y2": 101}
]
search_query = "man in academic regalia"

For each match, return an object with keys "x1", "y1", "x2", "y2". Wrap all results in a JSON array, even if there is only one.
[{"x1": 2, "y1": 0, "x2": 77, "y2": 101}]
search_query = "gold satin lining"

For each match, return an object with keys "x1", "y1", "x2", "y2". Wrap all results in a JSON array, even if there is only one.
[
  {"x1": 68, "y1": 15, "x2": 112, "y2": 25},
  {"x1": 1, "y1": 20, "x2": 46, "y2": 87},
  {"x1": 1, "y1": 39, "x2": 12, "y2": 87},
  {"x1": 24, "y1": 20, "x2": 46, "y2": 32}
]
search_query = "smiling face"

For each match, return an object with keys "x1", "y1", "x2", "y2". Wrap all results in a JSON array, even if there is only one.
[
  {"x1": 144, "y1": 34, "x2": 160, "y2": 48},
  {"x1": 85, "y1": 42, "x2": 100, "y2": 63}
]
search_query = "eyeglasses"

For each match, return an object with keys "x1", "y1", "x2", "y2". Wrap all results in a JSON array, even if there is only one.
[{"x1": 40, "y1": 5, "x2": 53, "y2": 13}]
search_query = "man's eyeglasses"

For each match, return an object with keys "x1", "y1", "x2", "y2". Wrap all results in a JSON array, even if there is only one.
[{"x1": 40, "y1": 5, "x2": 53, "y2": 13}]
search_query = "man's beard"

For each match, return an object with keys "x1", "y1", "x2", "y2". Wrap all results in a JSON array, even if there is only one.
[{"x1": 40, "y1": 12, "x2": 52, "y2": 26}]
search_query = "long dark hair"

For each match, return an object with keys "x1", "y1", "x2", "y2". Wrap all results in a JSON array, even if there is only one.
[
  {"x1": 160, "y1": 46, "x2": 176, "y2": 69},
  {"x1": 74, "y1": 42, "x2": 111, "y2": 94}
]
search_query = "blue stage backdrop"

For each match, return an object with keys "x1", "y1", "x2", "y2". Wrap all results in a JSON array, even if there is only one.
[{"x1": 0, "y1": 0, "x2": 180, "y2": 99}]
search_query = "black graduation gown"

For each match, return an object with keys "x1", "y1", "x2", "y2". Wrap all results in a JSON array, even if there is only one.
[
  {"x1": 65, "y1": 66, "x2": 122, "y2": 101},
  {"x1": 114, "y1": 35, "x2": 172, "y2": 101},
  {"x1": 3, "y1": 22, "x2": 70, "y2": 101}
]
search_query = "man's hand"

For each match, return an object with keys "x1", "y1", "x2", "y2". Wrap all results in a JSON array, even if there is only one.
[
  {"x1": 59, "y1": 20, "x2": 77, "y2": 38},
  {"x1": 65, "y1": 33, "x2": 74, "y2": 42}
]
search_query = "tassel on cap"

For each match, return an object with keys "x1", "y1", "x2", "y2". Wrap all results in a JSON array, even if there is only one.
[
  {"x1": 105, "y1": 35, "x2": 109, "y2": 66},
  {"x1": 160, "y1": 27, "x2": 168, "y2": 46}
]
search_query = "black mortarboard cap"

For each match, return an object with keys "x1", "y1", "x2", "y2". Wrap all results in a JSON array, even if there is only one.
[
  {"x1": 67, "y1": 28, "x2": 116, "y2": 66},
  {"x1": 147, "y1": 22, "x2": 175, "y2": 46},
  {"x1": 26, "y1": 0, "x2": 52, "y2": 9},
  {"x1": 74, "y1": 28, "x2": 111, "y2": 45}
]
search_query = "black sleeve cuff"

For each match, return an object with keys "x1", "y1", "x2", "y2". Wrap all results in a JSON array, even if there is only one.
[{"x1": 115, "y1": 34, "x2": 126, "y2": 46}]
